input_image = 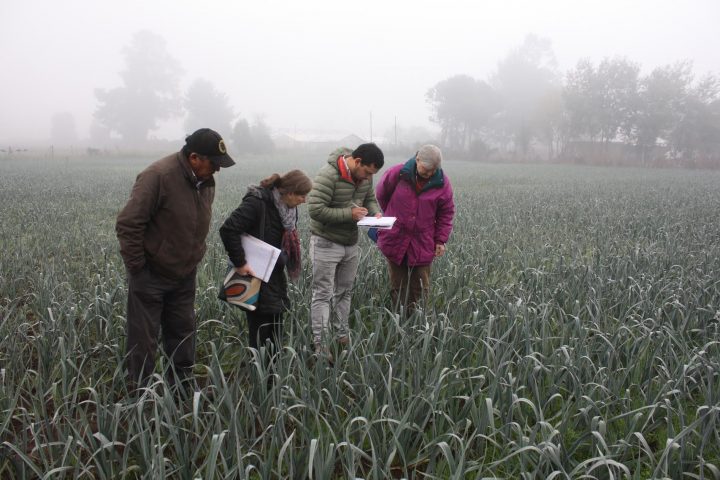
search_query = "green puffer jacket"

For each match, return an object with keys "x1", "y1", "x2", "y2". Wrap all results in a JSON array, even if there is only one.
[{"x1": 308, "y1": 148, "x2": 381, "y2": 246}]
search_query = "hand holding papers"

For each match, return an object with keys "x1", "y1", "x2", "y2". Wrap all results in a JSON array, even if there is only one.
[
  {"x1": 357, "y1": 216, "x2": 396, "y2": 230},
  {"x1": 239, "y1": 234, "x2": 281, "y2": 283}
]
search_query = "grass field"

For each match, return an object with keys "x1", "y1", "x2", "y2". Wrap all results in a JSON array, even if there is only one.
[{"x1": 1, "y1": 154, "x2": 719, "y2": 479}]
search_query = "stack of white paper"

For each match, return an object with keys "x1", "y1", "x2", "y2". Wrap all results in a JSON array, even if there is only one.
[
  {"x1": 357, "y1": 216, "x2": 397, "y2": 229},
  {"x1": 240, "y1": 234, "x2": 282, "y2": 282}
]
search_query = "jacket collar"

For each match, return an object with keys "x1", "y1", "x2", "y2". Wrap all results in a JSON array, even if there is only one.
[
  {"x1": 399, "y1": 156, "x2": 444, "y2": 192},
  {"x1": 337, "y1": 155, "x2": 355, "y2": 184}
]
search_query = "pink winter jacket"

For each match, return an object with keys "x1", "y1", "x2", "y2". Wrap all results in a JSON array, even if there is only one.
[{"x1": 375, "y1": 157, "x2": 455, "y2": 266}]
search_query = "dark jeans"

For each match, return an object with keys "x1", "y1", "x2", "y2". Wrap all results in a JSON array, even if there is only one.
[
  {"x1": 246, "y1": 311, "x2": 283, "y2": 352},
  {"x1": 125, "y1": 266, "x2": 196, "y2": 388}
]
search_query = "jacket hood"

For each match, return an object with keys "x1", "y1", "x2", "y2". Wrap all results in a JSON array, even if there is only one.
[
  {"x1": 326, "y1": 147, "x2": 355, "y2": 184},
  {"x1": 245, "y1": 184, "x2": 264, "y2": 198},
  {"x1": 244, "y1": 184, "x2": 273, "y2": 203},
  {"x1": 326, "y1": 147, "x2": 353, "y2": 167}
]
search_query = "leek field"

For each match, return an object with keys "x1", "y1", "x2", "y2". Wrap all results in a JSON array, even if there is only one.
[{"x1": 1, "y1": 154, "x2": 719, "y2": 479}]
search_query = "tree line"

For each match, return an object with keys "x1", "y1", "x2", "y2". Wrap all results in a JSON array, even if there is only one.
[
  {"x1": 90, "y1": 31, "x2": 719, "y2": 167},
  {"x1": 427, "y1": 35, "x2": 720, "y2": 167},
  {"x1": 93, "y1": 31, "x2": 274, "y2": 154}
]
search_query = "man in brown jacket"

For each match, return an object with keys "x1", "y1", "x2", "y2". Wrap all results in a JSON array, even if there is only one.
[{"x1": 116, "y1": 128, "x2": 235, "y2": 390}]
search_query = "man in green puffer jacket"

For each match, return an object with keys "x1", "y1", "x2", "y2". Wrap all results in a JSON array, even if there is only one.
[{"x1": 307, "y1": 143, "x2": 384, "y2": 357}]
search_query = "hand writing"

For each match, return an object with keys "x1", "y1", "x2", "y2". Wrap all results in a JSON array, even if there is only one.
[{"x1": 351, "y1": 206, "x2": 368, "y2": 221}]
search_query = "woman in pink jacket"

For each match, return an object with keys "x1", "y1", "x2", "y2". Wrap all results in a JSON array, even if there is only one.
[{"x1": 375, "y1": 144, "x2": 455, "y2": 312}]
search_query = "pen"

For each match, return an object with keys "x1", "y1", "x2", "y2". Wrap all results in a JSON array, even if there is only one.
[{"x1": 351, "y1": 202, "x2": 360, "y2": 208}]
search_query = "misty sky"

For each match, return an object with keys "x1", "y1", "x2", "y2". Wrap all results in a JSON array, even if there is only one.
[{"x1": 2, "y1": 0, "x2": 719, "y2": 144}]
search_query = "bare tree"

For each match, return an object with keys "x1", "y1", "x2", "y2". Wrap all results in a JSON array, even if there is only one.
[
  {"x1": 426, "y1": 75, "x2": 499, "y2": 154},
  {"x1": 184, "y1": 79, "x2": 235, "y2": 136},
  {"x1": 94, "y1": 31, "x2": 183, "y2": 144},
  {"x1": 491, "y1": 34, "x2": 560, "y2": 157}
]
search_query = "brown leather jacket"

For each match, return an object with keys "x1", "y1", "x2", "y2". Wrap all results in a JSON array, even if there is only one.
[{"x1": 116, "y1": 152, "x2": 215, "y2": 279}]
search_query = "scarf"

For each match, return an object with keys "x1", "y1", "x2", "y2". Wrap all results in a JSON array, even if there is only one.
[{"x1": 271, "y1": 188, "x2": 301, "y2": 280}]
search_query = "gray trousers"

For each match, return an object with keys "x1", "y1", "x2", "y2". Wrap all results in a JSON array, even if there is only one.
[
  {"x1": 310, "y1": 235, "x2": 359, "y2": 344},
  {"x1": 125, "y1": 266, "x2": 196, "y2": 387}
]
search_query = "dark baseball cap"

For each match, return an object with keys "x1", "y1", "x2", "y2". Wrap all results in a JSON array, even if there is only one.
[{"x1": 184, "y1": 128, "x2": 235, "y2": 168}]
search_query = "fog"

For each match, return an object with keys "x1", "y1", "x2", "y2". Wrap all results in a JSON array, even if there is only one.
[{"x1": 2, "y1": 0, "x2": 719, "y2": 146}]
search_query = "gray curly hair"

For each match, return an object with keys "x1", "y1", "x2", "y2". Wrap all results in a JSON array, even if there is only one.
[{"x1": 416, "y1": 144, "x2": 443, "y2": 169}]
